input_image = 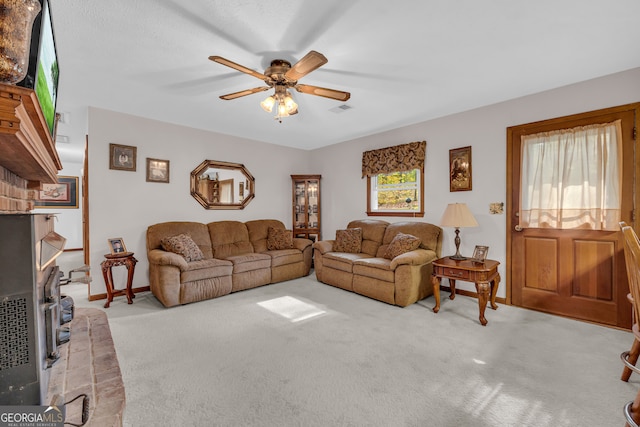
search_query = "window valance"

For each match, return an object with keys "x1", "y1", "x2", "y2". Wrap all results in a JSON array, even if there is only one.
[{"x1": 361, "y1": 141, "x2": 426, "y2": 178}]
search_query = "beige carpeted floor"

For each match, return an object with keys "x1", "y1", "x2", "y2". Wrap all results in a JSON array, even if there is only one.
[{"x1": 64, "y1": 273, "x2": 638, "y2": 426}]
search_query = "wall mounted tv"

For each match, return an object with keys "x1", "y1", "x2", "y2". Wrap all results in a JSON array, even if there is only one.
[{"x1": 17, "y1": 0, "x2": 59, "y2": 137}]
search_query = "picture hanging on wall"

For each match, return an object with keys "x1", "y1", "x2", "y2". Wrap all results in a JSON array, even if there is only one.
[
  {"x1": 109, "y1": 143, "x2": 137, "y2": 171},
  {"x1": 449, "y1": 146, "x2": 472, "y2": 192},
  {"x1": 146, "y1": 158, "x2": 170, "y2": 183},
  {"x1": 34, "y1": 176, "x2": 78, "y2": 209}
]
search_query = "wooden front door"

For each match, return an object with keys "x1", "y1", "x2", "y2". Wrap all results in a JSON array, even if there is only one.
[{"x1": 507, "y1": 104, "x2": 638, "y2": 328}]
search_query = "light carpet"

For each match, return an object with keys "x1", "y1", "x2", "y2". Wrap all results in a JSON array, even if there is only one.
[{"x1": 66, "y1": 274, "x2": 638, "y2": 426}]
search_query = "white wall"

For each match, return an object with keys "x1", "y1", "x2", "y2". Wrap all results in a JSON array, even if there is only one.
[
  {"x1": 87, "y1": 108, "x2": 310, "y2": 296},
  {"x1": 84, "y1": 67, "x2": 640, "y2": 300},
  {"x1": 311, "y1": 67, "x2": 640, "y2": 297}
]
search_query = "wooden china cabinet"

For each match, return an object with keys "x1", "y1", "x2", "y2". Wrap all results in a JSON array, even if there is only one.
[{"x1": 291, "y1": 175, "x2": 321, "y2": 242}]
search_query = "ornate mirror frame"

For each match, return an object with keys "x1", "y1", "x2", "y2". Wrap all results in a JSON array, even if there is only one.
[{"x1": 190, "y1": 160, "x2": 255, "y2": 210}]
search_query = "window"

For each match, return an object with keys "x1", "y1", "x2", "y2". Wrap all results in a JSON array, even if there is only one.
[
  {"x1": 520, "y1": 120, "x2": 622, "y2": 230},
  {"x1": 367, "y1": 168, "x2": 424, "y2": 217},
  {"x1": 362, "y1": 140, "x2": 426, "y2": 217}
]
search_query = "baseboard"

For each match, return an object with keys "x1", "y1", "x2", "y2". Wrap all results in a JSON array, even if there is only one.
[{"x1": 440, "y1": 285, "x2": 507, "y2": 305}]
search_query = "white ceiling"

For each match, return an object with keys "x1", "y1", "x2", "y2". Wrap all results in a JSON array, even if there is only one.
[{"x1": 51, "y1": 0, "x2": 640, "y2": 157}]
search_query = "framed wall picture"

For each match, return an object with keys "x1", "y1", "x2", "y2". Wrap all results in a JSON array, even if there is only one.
[
  {"x1": 109, "y1": 143, "x2": 137, "y2": 171},
  {"x1": 108, "y1": 237, "x2": 127, "y2": 255},
  {"x1": 471, "y1": 245, "x2": 489, "y2": 263},
  {"x1": 146, "y1": 158, "x2": 170, "y2": 183},
  {"x1": 34, "y1": 176, "x2": 79, "y2": 208},
  {"x1": 449, "y1": 146, "x2": 472, "y2": 192}
]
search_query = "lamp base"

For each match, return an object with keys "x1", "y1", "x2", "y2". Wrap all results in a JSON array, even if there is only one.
[{"x1": 449, "y1": 254, "x2": 468, "y2": 261}]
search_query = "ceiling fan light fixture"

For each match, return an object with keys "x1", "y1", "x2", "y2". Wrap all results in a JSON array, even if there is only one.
[
  {"x1": 277, "y1": 104, "x2": 288, "y2": 116},
  {"x1": 211, "y1": 50, "x2": 350, "y2": 122},
  {"x1": 283, "y1": 93, "x2": 297, "y2": 113},
  {"x1": 260, "y1": 96, "x2": 275, "y2": 112}
]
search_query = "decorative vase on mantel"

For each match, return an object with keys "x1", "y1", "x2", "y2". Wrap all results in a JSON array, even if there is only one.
[{"x1": 0, "y1": 0, "x2": 41, "y2": 84}]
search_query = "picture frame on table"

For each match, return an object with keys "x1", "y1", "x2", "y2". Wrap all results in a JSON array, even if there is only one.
[
  {"x1": 471, "y1": 245, "x2": 489, "y2": 263},
  {"x1": 108, "y1": 237, "x2": 127, "y2": 255},
  {"x1": 146, "y1": 158, "x2": 170, "y2": 183},
  {"x1": 109, "y1": 143, "x2": 137, "y2": 171},
  {"x1": 449, "y1": 146, "x2": 472, "y2": 192},
  {"x1": 34, "y1": 176, "x2": 79, "y2": 209}
]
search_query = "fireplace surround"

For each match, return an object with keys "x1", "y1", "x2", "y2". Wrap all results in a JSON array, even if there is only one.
[{"x1": 0, "y1": 214, "x2": 72, "y2": 405}]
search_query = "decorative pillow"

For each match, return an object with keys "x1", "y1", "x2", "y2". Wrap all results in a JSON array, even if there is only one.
[
  {"x1": 161, "y1": 233, "x2": 204, "y2": 262},
  {"x1": 334, "y1": 228, "x2": 363, "y2": 253},
  {"x1": 267, "y1": 227, "x2": 294, "y2": 250},
  {"x1": 383, "y1": 232, "x2": 421, "y2": 260}
]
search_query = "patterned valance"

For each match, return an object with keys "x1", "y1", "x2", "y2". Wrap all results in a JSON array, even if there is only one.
[{"x1": 362, "y1": 141, "x2": 426, "y2": 177}]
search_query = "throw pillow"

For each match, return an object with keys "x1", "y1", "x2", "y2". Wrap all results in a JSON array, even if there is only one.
[
  {"x1": 161, "y1": 233, "x2": 204, "y2": 262},
  {"x1": 383, "y1": 232, "x2": 421, "y2": 260},
  {"x1": 334, "y1": 228, "x2": 363, "y2": 253},
  {"x1": 267, "y1": 227, "x2": 294, "y2": 250}
]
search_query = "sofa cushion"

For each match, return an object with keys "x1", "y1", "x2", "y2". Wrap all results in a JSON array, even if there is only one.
[
  {"x1": 180, "y1": 258, "x2": 233, "y2": 282},
  {"x1": 208, "y1": 221, "x2": 254, "y2": 258},
  {"x1": 161, "y1": 234, "x2": 205, "y2": 262},
  {"x1": 346, "y1": 220, "x2": 389, "y2": 256},
  {"x1": 383, "y1": 232, "x2": 421, "y2": 260},
  {"x1": 380, "y1": 221, "x2": 442, "y2": 254},
  {"x1": 267, "y1": 249, "x2": 304, "y2": 267},
  {"x1": 226, "y1": 252, "x2": 271, "y2": 274},
  {"x1": 246, "y1": 219, "x2": 288, "y2": 253},
  {"x1": 147, "y1": 222, "x2": 213, "y2": 259},
  {"x1": 267, "y1": 227, "x2": 294, "y2": 250},
  {"x1": 333, "y1": 228, "x2": 362, "y2": 253},
  {"x1": 324, "y1": 252, "x2": 372, "y2": 273},
  {"x1": 353, "y1": 258, "x2": 395, "y2": 282}
]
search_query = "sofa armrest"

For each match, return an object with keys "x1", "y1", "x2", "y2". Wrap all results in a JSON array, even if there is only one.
[
  {"x1": 292, "y1": 237, "x2": 312, "y2": 252},
  {"x1": 313, "y1": 240, "x2": 335, "y2": 255},
  {"x1": 390, "y1": 249, "x2": 437, "y2": 270},
  {"x1": 148, "y1": 248, "x2": 188, "y2": 271}
]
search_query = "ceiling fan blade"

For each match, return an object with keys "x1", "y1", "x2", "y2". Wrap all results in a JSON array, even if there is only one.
[
  {"x1": 209, "y1": 56, "x2": 267, "y2": 81},
  {"x1": 295, "y1": 84, "x2": 351, "y2": 101},
  {"x1": 219, "y1": 86, "x2": 270, "y2": 100},
  {"x1": 285, "y1": 51, "x2": 328, "y2": 81}
]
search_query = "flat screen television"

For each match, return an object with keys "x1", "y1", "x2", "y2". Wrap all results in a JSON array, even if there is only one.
[{"x1": 17, "y1": 0, "x2": 59, "y2": 137}]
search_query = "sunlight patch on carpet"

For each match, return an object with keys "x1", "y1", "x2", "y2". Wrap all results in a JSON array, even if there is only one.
[{"x1": 257, "y1": 296, "x2": 326, "y2": 322}]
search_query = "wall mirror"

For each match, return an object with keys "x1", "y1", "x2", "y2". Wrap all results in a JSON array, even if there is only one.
[{"x1": 190, "y1": 160, "x2": 255, "y2": 209}]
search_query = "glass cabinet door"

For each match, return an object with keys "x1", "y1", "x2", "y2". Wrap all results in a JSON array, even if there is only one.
[{"x1": 291, "y1": 175, "x2": 321, "y2": 242}]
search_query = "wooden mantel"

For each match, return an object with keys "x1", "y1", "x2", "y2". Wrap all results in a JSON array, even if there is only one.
[{"x1": 0, "y1": 83, "x2": 62, "y2": 186}]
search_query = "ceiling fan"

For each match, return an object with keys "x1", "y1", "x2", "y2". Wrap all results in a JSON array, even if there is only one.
[{"x1": 209, "y1": 51, "x2": 351, "y2": 122}]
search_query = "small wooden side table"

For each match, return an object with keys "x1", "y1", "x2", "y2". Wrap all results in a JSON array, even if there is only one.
[
  {"x1": 101, "y1": 252, "x2": 138, "y2": 308},
  {"x1": 431, "y1": 257, "x2": 500, "y2": 326}
]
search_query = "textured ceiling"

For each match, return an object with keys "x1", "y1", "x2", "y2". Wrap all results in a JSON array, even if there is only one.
[{"x1": 51, "y1": 0, "x2": 640, "y2": 158}]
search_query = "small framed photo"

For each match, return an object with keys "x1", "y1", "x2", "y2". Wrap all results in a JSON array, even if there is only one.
[
  {"x1": 146, "y1": 158, "x2": 170, "y2": 183},
  {"x1": 109, "y1": 143, "x2": 137, "y2": 171},
  {"x1": 108, "y1": 237, "x2": 127, "y2": 255},
  {"x1": 471, "y1": 245, "x2": 489, "y2": 263},
  {"x1": 449, "y1": 146, "x2": 472, "y2": 192},
  {"x1": 34, "y1": 176, "x2": 78, "y2": 208}
]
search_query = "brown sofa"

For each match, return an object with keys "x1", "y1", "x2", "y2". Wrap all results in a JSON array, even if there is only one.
[
  {"x1": 146, "y1": 219, "x2": 313, "y2": 307},
  {"x1": 313, "y1": 220, "x2": 442, "y2": 307}
]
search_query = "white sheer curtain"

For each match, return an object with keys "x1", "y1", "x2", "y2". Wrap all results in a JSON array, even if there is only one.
[{"x1": 520, "y1": 120, "x2": 622, "y2": 230}]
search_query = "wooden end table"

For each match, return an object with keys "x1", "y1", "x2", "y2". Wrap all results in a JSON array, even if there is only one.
[
  {"x1": 431, "y1": 257, "x2": 500, "y2": 326},
  {"x1": 101, "y1": 252, "x2": 138, "y2": 308}
]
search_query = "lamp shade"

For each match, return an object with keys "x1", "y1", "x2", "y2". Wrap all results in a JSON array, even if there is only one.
[
  {"x1": 260, "y1": 96, "x2": 276, "y2": 112},
  {"x1": 440, "y1": 203, "x2": 479, "y2": 228}
]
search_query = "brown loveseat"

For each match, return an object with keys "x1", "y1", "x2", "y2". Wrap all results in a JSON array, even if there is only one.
[
  {"x1": 146, "y1": 219, "x2": 313, "y2": 307},
  {"x1": 313, "y1": 220, "x2": 442, "y2": 307}
]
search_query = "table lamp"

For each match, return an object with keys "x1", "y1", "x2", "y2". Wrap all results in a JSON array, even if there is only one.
[{"x1": 439, "y1": 203, "x2": 478, "y2": 260}]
